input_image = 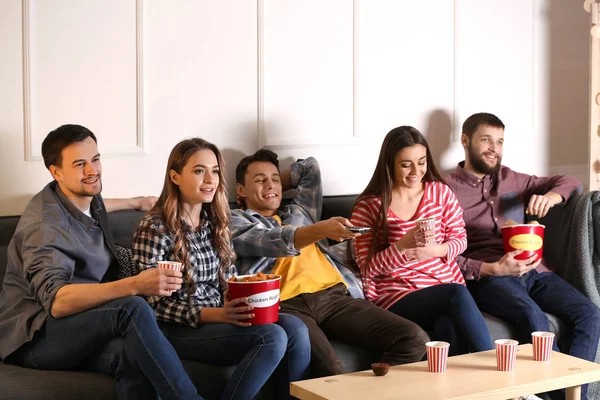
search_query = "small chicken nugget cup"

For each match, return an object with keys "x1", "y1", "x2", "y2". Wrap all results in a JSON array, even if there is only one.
[
  {"x1": 426, "y1": 341, "x2": 450, "y2": 372},
  {"x1": 500, "y1": 224, "x2": 545, "y2": 261},
  {"x1": 532, "y1": 331, "x2": 555, "y2": 362},
  {"x1": 227, "y1": 274, "x2": 281, "y2": 325},
  {"x1": 495, "y1": 339, "x2": 519, "y2": 371}
]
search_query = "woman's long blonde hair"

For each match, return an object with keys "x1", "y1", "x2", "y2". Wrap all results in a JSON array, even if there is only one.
[{"x1": 134, "y1": 138, "x2": 236, "y2": 295}]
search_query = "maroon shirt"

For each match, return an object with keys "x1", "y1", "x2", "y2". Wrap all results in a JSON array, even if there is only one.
[{"x1": 445, "y1": 162, "x2": 581, "y2": 280}]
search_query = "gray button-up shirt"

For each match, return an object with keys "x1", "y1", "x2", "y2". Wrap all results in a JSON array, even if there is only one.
[
  {"x1": 0, "y1": 181, "x2": 116, "y2": 360},
  {"x1": 230, "y1": 157, "x2": 364, "y2": 299}
]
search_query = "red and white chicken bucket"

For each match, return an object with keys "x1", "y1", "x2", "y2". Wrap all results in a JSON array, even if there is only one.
[{"x1": 227, "y1": 274, "x2": 281, "y2": 325}]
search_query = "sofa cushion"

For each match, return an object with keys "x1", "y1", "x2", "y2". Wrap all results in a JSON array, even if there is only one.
[
  {"x1": 0, "y1": 362, "x2": 116, "y2": 400},
  {"x1": 107, "y1": 210, "x2": 145, "y2": 249}
]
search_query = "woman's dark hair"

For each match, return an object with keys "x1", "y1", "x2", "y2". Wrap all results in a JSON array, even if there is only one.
[{"x1": 353, "y1": 126, "x2": 445, "y2": 281}]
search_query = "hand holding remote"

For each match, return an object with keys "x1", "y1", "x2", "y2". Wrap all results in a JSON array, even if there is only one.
[{"x1": 345, "y1": 226, "x2": 371, "y2": 233}]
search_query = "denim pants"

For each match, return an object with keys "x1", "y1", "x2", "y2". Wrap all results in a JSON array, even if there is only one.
[
  {"x1": 159, "y1": 313, "x2": 310, "y2": 400},
  {"x1": 467, "y1": 270, "x2": 600, "y2": 400},
  {"x1": 5, "y1": 296, "x2": 201, "y2": 400},
  {"x1": 388, "y1": 283, "x2": 494, "y2": 356}
]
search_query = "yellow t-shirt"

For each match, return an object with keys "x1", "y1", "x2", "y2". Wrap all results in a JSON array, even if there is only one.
[{"x1": 272, "y1": 215, "x2": 346, "y2": 301}]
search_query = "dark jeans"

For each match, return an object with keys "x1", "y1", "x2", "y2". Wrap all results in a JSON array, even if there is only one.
[
  {"x1": 467, "y1": 270, "x2": 600, "y2": 400},
  {"x1": 388, "y1": 283, "x2": 494, "y2": 356},
  {"x1": 159, "y1": 313, "x2": 310, "y2": 400},
  {"x1": 5, "y1": 296, "x2": 201, "y2": 400},
  {"x1": 280, "y1": 283, "x2": 429, "y2": 377}
]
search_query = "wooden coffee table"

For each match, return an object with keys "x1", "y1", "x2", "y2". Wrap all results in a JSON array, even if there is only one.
[{"x1": 290, "y1": 344, "x2": 600, "y2": 400}]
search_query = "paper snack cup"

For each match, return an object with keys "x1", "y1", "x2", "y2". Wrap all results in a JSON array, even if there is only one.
[
  {"x1": 157, "y1": 261, "x2": 182, "y2": 272},
  {"x1": 532, "y1": 331, "x2": 555, "y2": 362},
  {"x1": 416, "y1": 218, "x2": 436, "y2": 244},
  {"x1": 495, "y1": 339, "x2": 518, "y2": 371},
  {"x1": 500, "y1": 224, "x2": 545, "y2": 261},
  {"x1": 426, "y1": 341, "x2": 450, "y2": 373},
  {"x1": 227, "y1": 274, "x2": 281, "y2": 325}
]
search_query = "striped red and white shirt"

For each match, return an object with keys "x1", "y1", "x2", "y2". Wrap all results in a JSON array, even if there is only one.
[{"x1": 351, "y1": 181, "x2": 467, "y2": 309}]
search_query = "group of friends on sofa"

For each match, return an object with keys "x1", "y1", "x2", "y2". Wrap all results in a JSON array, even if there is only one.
[{"x1": 0, "y1": 112, "x2": 598, "y2": 400}]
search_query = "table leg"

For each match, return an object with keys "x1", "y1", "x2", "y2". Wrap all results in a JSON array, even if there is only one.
[{"x1": 566, "y1": 385, "x2": 582, "y2": 400}]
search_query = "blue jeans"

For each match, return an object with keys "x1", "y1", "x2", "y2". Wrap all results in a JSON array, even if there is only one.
[
  {"x1": 6, "y1": 296, "x2": 201, "y2": 400},
  {"x1": 159, "y1": 313, "x2": 310, "y2": 400},
  {"x1": 467, "y1": 270, "x2": 600, "y2": 400},
  {"x1": 388, "y1": 283, "x2": 494, "y2": 356}
]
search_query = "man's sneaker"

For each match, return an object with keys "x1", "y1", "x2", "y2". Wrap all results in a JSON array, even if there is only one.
[{"x1": 520, "y1": 395, "x2": 544, "y2": 400}]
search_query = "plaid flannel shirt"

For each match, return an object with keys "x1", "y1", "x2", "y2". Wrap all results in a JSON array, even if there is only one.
[
  {"x1": 132, "y1": 213, "x2": 222, "y2": 328},
  {"x1": 230, "y1": 157, "x2": 364, "y2": 299}
]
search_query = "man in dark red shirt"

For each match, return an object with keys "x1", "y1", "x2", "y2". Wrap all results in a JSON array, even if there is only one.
[{"x1": 446, "y1": 112, "x2": 600, "y2": 400}]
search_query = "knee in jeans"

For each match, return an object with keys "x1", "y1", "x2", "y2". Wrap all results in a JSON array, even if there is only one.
[
  {"x1": 518, "y1": 307, "x2": 550, "y2": 330},
  {"x1": 581, "y1": 303, "x2": 600, "y2": 327},
  {"x1": 254, "y1": 324, "x2": 288, "y2": 352},
  {"x1": 448, "y1": 283, "x2": 473, "y2": 302},
  {"x1": 118, "y1": 296, "x2": 155, "y2": 321},
  {"x1": 280, "y1": 316, "x2": 310, "y2": 349}
]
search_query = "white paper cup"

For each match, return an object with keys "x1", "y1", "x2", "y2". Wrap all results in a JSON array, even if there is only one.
[
  {"x1": 157, "y1": 261, "x2": 182, "y2": 294},
  {"x1": 532, "y1": 331, "x2": 554, "y2": 362},
  {"x1": 157, "y1": 261, "x2": 182, "y2": 272},
  {"x1": 495, "y1": 339, "x2": 518, "y2": 371},
  {"x1": 426, "y1": 341, "x2": 450, "y2": 372},
  {"x1": 416, "y1": 218, "x2": 436, "y2": 244}
]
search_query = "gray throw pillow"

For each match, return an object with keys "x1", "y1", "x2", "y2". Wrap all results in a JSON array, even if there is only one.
[{"x1": 114, "y1": 244, "x2": 135, "y2": 280}]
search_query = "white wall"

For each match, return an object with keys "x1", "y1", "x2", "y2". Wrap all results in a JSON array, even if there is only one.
[{"x1": 0, "y1": 0, "x2": 590, "y2": 216}]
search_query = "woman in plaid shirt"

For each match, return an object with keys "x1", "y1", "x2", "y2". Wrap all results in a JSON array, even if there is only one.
[
  {"x1": 132, "y1": 138, "x2": 310, "y2": 400},
  {"x1": 351, "y1": 126, "x2": 493, "y2": 356}
]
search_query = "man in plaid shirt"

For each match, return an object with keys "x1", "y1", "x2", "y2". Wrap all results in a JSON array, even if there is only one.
[{"x1": 231, "y1": 149, "x2": 428, "y2": 377}]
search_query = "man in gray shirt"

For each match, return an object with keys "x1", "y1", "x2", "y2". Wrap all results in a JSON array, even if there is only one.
[{"x1": 0, "y1": 125, "x2": 202, "y2": 399}]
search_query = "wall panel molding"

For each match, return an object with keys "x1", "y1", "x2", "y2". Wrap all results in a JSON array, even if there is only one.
[
  {"x1": 22, "y1": 0, "x2": 147, "y2": 161},
  {"x1": 258, "y1": 0, "x2": 359, "y2": 149}
]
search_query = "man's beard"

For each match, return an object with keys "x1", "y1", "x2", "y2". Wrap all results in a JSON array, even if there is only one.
[
  {"x1": 76, "y1": 178, "x2": 102, "y2": 197},
  {"x1": 467, "y1": 143, "x2": 501, "y2": 176}
]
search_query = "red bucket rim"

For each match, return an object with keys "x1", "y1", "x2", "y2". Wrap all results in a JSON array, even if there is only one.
[
  {"x1": 500, "y1": 224, "x2": 545, "y2": 229},
  {"x1": 228, "y1": 274, "x2": 282, "y2": 284}
]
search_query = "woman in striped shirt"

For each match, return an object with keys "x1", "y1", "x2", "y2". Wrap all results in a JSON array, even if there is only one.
[
  {"x1": 132, "y1": 138, "x2": 310, "y2": 400},
  {"x1": 350, "y1": 126, "x2": 493, "y2": 355}
]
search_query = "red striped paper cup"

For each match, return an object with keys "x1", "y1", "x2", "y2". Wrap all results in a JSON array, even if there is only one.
[
  {"x1": 157, "y1": 261, "x2": 182, "y2": 294},
  {"x1": 532, "y1": 331, "x2": 555, "y2": 362},
  {"x1": 426, "y1": 341, "x2": 450, "y2": 372},
  {"x1": 495, "y1": 339, "x2": 518, "y2": 371},
  {"x1": 157, "y1": 261, "x2": 183, "y2": 272},
  {"x1": 416, "y1": 218, "x2": 436, "y2": 244}
]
